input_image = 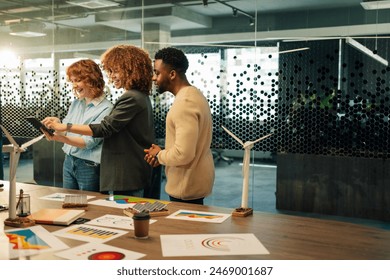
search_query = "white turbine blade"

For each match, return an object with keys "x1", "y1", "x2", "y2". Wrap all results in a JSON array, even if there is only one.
[
  {"x1": 21, "y1": 134, "x2": 45, "y2": 150},
  {"x1": 2, "y1": 144, "x2": 14, "y2": 153},
  {"x1": 221, "y1": 126, "x2": 244, "y2": 146},
  {"x1": 252, "y1": 133, "x2": 273, "y2": 145},
  {"x1": 0, "y1": 125, "x2": 19, "y2": 148}
]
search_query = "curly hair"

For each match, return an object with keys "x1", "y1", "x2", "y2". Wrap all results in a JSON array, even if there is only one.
[
  {"x1": 66, "y1": 59, "x2": 105, "y2": 99},
  {"x1": 100, "y1": 45, "x2": 153, "y2": 94},
  {"x1": 154, "y1": 47, "x2": 189, "y2": 75}
]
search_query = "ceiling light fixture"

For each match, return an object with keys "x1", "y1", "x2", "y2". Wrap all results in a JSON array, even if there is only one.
[
  {"x1": 278, "y1": 47, "x2": 310, "y2": 54},
  {"x1": 9, "y1": 31, "x2": 46, "y2": 37},
  {"x1": 346, "y1": 37, "x2": 388, "y2": 66},
  {"x1": 66, "y1": 0, "x2": 120, "y2": 9},
  {"x1": 214, "y1": 0, "x2": 255, "y2": 26},
  {"x1": 9, "y1": 21, "x2": 46, "y2": 38},
  {"x1": 361, "y1": 0, "x2": 390, "y2": 10}
]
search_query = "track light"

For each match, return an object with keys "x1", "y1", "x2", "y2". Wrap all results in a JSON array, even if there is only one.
[{"x1": 214, "y1": 0, "x2": 255, "y2": 26}]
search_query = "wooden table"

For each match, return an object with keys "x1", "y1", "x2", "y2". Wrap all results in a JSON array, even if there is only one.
[{"x1": 1, "y1": 181, "x2": 389, "y2": 260}]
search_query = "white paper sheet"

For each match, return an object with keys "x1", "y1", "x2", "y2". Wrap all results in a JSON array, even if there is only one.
[
  {"x1": 5, "y1": 225, "x2": 69, "y2": 259},
  {"x1": 88, "y1": 196, "x2": 169, "y2": 209},
  {"x1": 53, "y1": 224, "x2": 128, "y2": 243},
  {"x1": 55, "y1": 242, "x2": 145, "y2": 260},
  {"x1": 161, "y1": 233, "x2": 269, "y2": 257},
  {"x1": 39, "y1": 192, "x2": 95, "y2": 202},
  {"x1": 86, "y1": 214, "x2": 156, "y2": 230},
  {"x1": 167, "y1": 209, "x2": 231, "y2": 223}
]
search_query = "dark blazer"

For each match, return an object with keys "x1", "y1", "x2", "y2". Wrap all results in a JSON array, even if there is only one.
[{"x1": 90, "y1": 90, "x2": 155, "y2": 193}]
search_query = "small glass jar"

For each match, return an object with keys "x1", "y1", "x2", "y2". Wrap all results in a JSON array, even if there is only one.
[{"x1": 16, "y1": 192, "x2": 31, "y2": 217}]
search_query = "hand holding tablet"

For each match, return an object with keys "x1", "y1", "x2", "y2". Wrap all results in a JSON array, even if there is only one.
[{"x1": 25, "y1": 116, "x2": 54, "y2": 136}]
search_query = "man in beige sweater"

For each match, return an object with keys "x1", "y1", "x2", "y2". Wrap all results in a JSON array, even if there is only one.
[{"x1": 145, "y1": 47, "x2": 215, "y2": 205}]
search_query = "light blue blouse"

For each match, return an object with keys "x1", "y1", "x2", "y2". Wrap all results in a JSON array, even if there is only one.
[{"x1": 62, "y1": 95, "x2": 113, "y2": 164}]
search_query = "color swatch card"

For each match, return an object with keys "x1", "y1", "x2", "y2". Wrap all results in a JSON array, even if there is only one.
[
  {"x1": 5, "y1": 225, "x2": 69, "y2": 259},
  {"x1": 86, "y1": 214, "x2": 156, "y2": 230},
  {"x1": 161, "y1": 233, "x2": 269, "y2": 257},
  {"x1": 53, "y1": 224, "x2": 128, "y2": 243},
  {"x1": 55, "y1": 243, "x2": 145, "y2": 260},
  {"x1": 167, "y1": 209, "x2": 231, "y2": 223}
]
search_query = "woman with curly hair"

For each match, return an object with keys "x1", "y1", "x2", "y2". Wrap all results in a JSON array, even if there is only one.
[
  {"x1": 42, "y1": 59, "x2": 113, "y2": 192},
  {"x1": 44, "y1": 45, "x2": 155, "y2": 196}
]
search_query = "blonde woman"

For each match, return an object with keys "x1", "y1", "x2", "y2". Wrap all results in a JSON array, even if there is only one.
[{"x1": 43, "y1": 59, "x2": 113, "y2": 191}]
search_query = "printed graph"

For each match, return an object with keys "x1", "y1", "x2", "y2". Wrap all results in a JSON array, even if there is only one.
[{"x1": 53, "y1": 224, "x2": 128, "y2": 243}]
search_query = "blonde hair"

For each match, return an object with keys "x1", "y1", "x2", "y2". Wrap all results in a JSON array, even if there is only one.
[{"x1": 66, "y1": 59, "x2": 105, "y2": 99}]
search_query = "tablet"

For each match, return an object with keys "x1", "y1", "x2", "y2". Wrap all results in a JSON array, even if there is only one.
[{"x1": 25, "y1": 116, "x2": 54, "y2": 136}]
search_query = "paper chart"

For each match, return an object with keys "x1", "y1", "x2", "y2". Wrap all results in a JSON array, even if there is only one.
[
  {"x1": 167, "y1": 209, "x2": 231, "y2": 223},
  {"x1": 39, "y1": 192, "x2": 95, "y2": 202},
  {"x1": 53, "y1": 224, "x2": 128, "y2": 243},
  {"x1": 55, "y1": 242, "x2": 145, "y2": 260},
  {"x1": 5, "y1": 225, "x2": 69, "y2": 259},
  {"x1": 161, "y1": 233, "x2": 269, "y2": 257},
  {"x1": 86, "y1": 214, "x2": 156, "y2": 230},
  {"x1": 88, "y1": 195, "x2": 170, "y2": 209}
]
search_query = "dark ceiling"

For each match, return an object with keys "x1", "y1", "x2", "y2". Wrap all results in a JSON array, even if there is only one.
[{"x1": 0, "y1": 0, "x2": 389, "y2": 56}]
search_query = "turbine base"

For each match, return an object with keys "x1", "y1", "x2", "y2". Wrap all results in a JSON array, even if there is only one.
[
  {"x1": 232, "y1": 207, "x2": 253, "y2": 217},
  {"x1": 4, "y1": 217, "x2": 35, "y2": 228}
]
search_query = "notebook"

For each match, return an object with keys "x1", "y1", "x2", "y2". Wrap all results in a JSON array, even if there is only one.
[{"x1": 29, "y1": 208, "x2": 85, "y2": 225}]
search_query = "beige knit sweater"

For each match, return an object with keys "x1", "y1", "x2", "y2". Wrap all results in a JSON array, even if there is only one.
[{"x1": 157, "y1": 86, "x2": 215, "y2": 200}]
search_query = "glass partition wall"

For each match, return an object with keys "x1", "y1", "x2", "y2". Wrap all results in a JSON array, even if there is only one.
[{"x1": 1, "y1": 0, "x2": 389, "y2": 211}]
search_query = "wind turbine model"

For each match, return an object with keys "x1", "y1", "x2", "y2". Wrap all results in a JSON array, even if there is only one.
[
  {"x1": 222, "y1": 126, "x2": 272, "y2": 217},
  {"x1": 1, "y1": 124, "x2": 44, "y2": 227}
]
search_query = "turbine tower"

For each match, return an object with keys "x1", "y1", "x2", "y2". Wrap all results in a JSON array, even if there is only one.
[
  {"x1": 222, "y1": 126, "x2": 272, "y2": 217},
  {"x1": 1, "y1": 125, "x2": 43, "y2": 227}
]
